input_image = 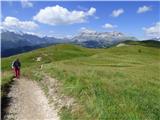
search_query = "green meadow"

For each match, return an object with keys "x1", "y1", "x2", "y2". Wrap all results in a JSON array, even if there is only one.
[{"x1": 1, "y1": 43, "x2": 160, "y2": 120}]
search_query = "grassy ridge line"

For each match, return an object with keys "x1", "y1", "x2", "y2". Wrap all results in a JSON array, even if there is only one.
[{"x1": 1, "y1": 44, "x2": 104, "y2": 71}]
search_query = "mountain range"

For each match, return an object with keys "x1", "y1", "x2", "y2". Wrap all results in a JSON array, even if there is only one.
[
  {"x1": 71, "y1": 31, "x2": 137, "y2": 48},
  {"x1": 1, "y1": 30, "x2": 69, "y2": 57},
  {"x1": 1, "y1": 29, "x2": 159, "y2": 57}
]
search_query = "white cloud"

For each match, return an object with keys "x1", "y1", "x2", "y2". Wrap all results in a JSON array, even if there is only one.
[
  {"x1": 2, "y1": 16, "x2": 38, "y2": 31},
  {"x1": 143, "y1": 22, "x2": 160, "y2": 37},
  {"x1": 87, "y1": 7, "x2": 96, "y2": 16},
  {"x1": 33, "y1": 5, "x2": 96, "y2": 25},
  {"x1": 21, "y1": 0, "x2": 33, "y2": 8},
  {"x1": 25, "y1": 31, "x2": 44, "y2": 37},
  {"x1": 102, "y1": 23, "x2": 117, "y2": 29},
  {"x1": 111, "y1": 8, "x2": 124, "y2": 17},
  {"x1": 80, "y1": 27, "x2": 96, "y2": 33},
  {"x1": 137, "y1": 5, "x2": 152, "y2": 14}
]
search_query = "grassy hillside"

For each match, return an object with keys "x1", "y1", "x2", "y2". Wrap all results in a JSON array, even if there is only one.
[
  {"x1": 1, "y1": 43, "x2": 160, "y2": 120},
  {"x1": 1, "y1": 44, "x2": 103, "y2": 97}
]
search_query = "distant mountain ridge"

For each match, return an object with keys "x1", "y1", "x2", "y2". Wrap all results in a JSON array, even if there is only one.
[
  {"x1": 1, "y1": 30, "x2": 70, "y2": 57},
  {"x1": 1, "y1": 31, "x2": 64, "y2": 50},
  {"x1": 1, "y1": 30, "x2": 160, "y2": 57},
  {"x1": 72, "y1": 31, "x2": 137, "y2": 48}
]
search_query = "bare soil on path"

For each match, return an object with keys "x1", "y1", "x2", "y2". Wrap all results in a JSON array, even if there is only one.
[{"x1": 3, "y1": 78, "x2": 60, "y2": 120}]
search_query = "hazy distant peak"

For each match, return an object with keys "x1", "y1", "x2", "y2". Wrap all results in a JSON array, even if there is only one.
[
  {"x1": 80, "y1": 31, "x2": 124, "y2": 36},
  {"x1": 1, "y1": 28, "x2": 24, "y2": 35}
]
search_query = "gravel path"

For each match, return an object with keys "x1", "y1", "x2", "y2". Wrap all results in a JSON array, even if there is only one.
[{"x1": 3, "y1": 78, "x2": 59, "y2": 120}]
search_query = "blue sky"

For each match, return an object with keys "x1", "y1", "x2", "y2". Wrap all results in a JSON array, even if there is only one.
[{"x1": 1, "y1": 1, "x2": 160, "y2": 39}]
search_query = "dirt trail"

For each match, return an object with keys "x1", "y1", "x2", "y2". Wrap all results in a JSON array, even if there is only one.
[{"x1": 3, "y1": 78, "x2": 60, "y2": 120}]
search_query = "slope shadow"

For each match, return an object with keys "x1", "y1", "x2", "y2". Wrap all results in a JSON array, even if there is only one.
[{"x1": 1, "y1": 76, "x2": 15, "y2": 120}]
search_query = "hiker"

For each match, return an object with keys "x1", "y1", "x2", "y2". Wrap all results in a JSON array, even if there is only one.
[{"x1": 11, "y1": 58, "x2": 21, "y2": 78}]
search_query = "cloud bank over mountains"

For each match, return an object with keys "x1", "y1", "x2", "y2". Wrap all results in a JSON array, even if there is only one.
[{"x1": 2, "y1": 16, "x2": 38, "y2": 31}]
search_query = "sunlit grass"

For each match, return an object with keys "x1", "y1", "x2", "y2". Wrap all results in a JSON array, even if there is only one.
[
  {"x1": 1, "y1": 44, "x2": 160, "y2": 120},
  {"x1": 42, "y1": 45, "x2": 160, "y2": 120}
]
